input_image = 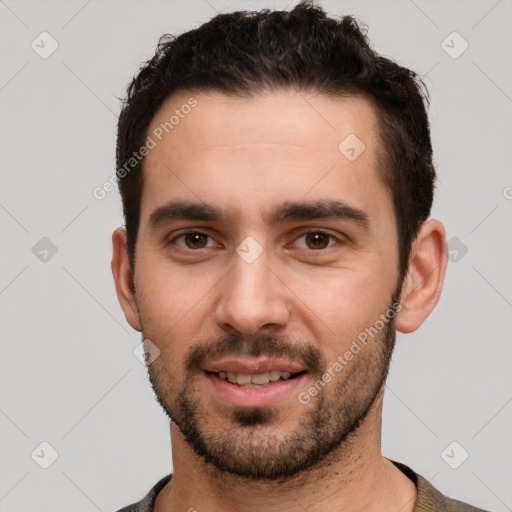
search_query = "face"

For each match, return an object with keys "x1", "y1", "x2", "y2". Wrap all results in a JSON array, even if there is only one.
[{"x1": 129, "y1": 89, "x2": 403, "y2": 479}]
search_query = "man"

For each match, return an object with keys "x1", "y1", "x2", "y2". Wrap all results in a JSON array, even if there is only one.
[{"x1": 111, "y1": 2, "x2": 489, "y2": 511}]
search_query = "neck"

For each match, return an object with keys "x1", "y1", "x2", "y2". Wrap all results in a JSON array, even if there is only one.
[{"x1": 155, "y1": 390, "x2": 417, "y2": 512}]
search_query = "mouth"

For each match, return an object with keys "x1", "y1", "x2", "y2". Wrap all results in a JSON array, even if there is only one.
[
  {"x1": 208, "y1": 370, "x2": 306, "y2": 387},
  {"x1": 202, "y1": 359, "x2": 308, "y2": 407}
]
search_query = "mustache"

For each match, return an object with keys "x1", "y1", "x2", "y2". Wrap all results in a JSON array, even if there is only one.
[{"x1": 184, "y1": 333, "x2": 325, "y2": 375}]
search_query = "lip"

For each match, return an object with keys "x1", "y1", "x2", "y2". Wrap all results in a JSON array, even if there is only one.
[
  {"x1": 205, "y1": 370, "x2": 307, "y2": 408},
  {"x1": 202, "y1": 358, "x2": 305, "y2": 375}
]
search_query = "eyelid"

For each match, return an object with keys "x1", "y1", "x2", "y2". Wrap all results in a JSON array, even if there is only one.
[
  {"x1": 169, "y1": 228, "x2": 221, "y2": 249},
  {"x1": 288, "y1": 229, "x2": 343, "y2": 250},
  {"x1": 168, "y1": 228, "x2": 344, "y2": 251}
]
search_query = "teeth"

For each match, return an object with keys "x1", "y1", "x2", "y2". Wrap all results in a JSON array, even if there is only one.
[
  {"x1": 251, "y1": 373, "x2": 270, "y2": 385},
  {"x1": 236, "y1": 373, "x2": 252, "y2": 385},
  {"x1": 217, "y1": 371, "x2": 293, "y2": 386},
  {"x1": 269, "y1": 370, "x2": 282, "y2": 382}
]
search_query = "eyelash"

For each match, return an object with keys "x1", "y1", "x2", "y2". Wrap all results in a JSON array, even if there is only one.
[{"x1": 168, "y1": 229, "x2": 343, "y2": 252}]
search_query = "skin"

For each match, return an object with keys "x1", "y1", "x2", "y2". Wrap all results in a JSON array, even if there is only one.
[{"x1": 111, "y1": 89, "x2": 448, "y2": 512}]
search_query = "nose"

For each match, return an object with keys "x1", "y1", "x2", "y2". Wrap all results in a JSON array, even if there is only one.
[{"x1": 215, "y1": 247, "x2": 290, "y2": 335}]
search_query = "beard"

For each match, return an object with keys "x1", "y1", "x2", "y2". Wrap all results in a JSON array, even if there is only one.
[{"x1": 143, "y1": 292, "x2": 401, "y2": 481}]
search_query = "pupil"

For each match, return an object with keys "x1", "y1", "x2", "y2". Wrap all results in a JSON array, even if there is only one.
[
  {"x1": 186, "y1": 233, "x2": 206, "y2": 248},
  {"x1": 307, "y1": 233, "x2": 328, "y2": 249}
]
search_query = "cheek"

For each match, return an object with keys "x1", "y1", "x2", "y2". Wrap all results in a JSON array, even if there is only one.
[
  {"x1": 135, "y1": 254, "x2": 216, "y2": 327},
  {"x1": 294, "y1": 269, "x2": 394, "y2": 356},
  {"x1": 135, "y1": 276, "x2": 205, "y2": 370}
]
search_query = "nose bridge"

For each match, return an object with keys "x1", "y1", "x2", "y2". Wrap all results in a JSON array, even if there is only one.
[{"x1": 215, "y1": 241, "x2": 289, "y2": 334}]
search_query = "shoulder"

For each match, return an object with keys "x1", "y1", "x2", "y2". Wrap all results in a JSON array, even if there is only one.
[
  {"x1": 390, "y1": 460, "x2": 493, "y2": 512},
  {"x1": 444, "y1": 495, "x2": 490, "y2": 512},
  {"x1": 114, "y1": 473, "x2": 173, "y2": 512}
]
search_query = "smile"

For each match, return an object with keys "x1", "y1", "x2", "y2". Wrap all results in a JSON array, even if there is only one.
[
  {"x1": 204, "y1": 369, "x2": 307, "y2": 408},
  {"x1": 214, "y1": 370, "x2": 300, "y2": 387}
]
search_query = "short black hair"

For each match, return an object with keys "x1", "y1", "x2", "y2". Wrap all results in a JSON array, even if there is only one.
[{"x1": 116, "y1": 0, "x2": 435, "y2": 279}]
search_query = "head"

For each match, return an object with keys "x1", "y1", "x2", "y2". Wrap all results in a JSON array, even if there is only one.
[{"x1": 112, "y1": 1, "x2": 447, "y2": 480}]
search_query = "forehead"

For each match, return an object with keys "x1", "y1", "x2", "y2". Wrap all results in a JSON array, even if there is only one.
[
  {"x1": 140, "y1": 89, "x2": 391, "y2": 230},
  {"x1": 146, "y1": 89, "x2": 381, "y2": 160}
]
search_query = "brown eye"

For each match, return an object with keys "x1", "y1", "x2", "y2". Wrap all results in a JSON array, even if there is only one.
[
  {"x1": 184, "y1": 233, "x2": 208, "y2": 249},
  {"x1": 294, "y1": 231, "x2": 338, "y2": 251},
  {"x1": 171, "y1": 231, "x2": 215, "y2": 250},
  {"x1": 304, "y1": 232, "x2": 330, "y2": 249}
]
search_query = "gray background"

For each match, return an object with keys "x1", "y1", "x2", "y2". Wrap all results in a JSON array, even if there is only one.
[{"x1": 1, "y1": 0, "x2": 511, "y2": 510}]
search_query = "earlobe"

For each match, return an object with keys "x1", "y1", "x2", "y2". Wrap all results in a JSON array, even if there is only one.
[
  {"x1": 111, "y1": 227, "x2": 142, "y2": 332},
  {"x1": 395, "y1": 219, "x2": 448, "y2": 334}
]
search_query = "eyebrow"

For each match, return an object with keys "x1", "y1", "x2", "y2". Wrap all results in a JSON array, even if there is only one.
[{"x1": 148, "y1": 199, "x2": 370, "y2": 232}]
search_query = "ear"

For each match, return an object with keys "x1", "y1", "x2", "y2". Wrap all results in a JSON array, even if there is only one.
[
  {"x1": 395, "y1": 219, "x2": 448, "y2": 333},
  {"x1": 111, "y1": 227, "x2": 142, "y2": 332}
]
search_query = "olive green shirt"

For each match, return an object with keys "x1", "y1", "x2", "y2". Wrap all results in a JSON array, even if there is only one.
[{"x1": 115, "y1": 460, "x2": 490, "y2": 511}]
